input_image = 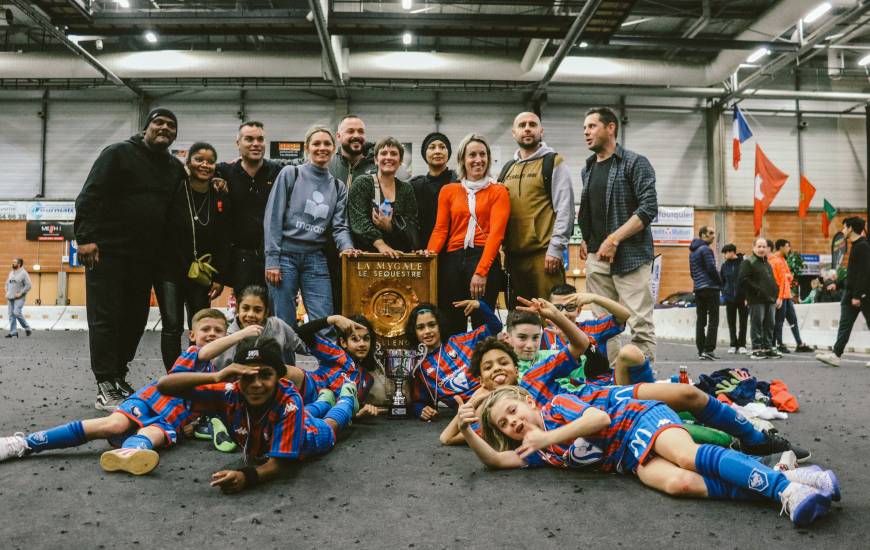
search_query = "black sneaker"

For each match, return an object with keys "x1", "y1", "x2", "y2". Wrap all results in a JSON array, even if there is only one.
[
  {"x1": 795, "y1": 343, "x2": 815, "y2": 353},
  {"x1": 777, "y1": 345, "x2": 791, "y2": 354},
  {"x1": 95, "y1": 381, "x2": 124, "y2": 412},
  {"x1": 766, "y1": 349, "x2": 783, "y2": 359},
  {"x1": 739, "y1": 430, "x2": 811, "y2": 463},
  {"x1": 749, "y1": 350, "x2": 768, "y2": 360},
  {"x1": 115, "y1": 378, "x2": 136, "y2": 398},
  {"x1": 699, "y1": 352, "x2": 717, "y2": 361}
]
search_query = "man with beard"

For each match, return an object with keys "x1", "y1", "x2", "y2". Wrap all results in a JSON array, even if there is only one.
[
  {"x1": 75, "y1": 108, "x2": 186, "y2": 411},
  {"x1": 410, "y1": 132, "x2": 457, "y2": 246},
  {"x1": 499, "y1": 112, "x2": 574, "y2": 307}
]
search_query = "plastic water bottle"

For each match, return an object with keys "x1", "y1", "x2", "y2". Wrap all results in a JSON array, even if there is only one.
[
  {"x1": 678, "y1": 365, "x2": 689, "y2": 384},
  {"x1": 380, "y1": 199, "x2": 393, "y2": 217}
]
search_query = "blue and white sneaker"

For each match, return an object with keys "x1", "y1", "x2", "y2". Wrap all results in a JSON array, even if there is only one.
[
  {"x1": 780, "y1": 482, "x2": 831, "y2": 527},
  {"x1": 784, "y1": 466, "x2": 841, "y2": 502}
]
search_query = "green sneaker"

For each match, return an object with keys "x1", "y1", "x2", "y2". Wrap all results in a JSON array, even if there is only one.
[
  {"x1": 211, "y1": 417, "x2": 238, "y2": 453},
  {"x1": 193, "y1": 417, "x2": 213, "y2": 441},
  {"x1": 316, "y1": 388, "x2": 336, "y2": 407},
  {"x1": 339, "y1": 382, "x2": 360, "y2": 415}
]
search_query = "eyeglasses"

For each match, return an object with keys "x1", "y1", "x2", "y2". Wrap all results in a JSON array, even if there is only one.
[{"x1": 553, "y1": 303, "x2": 577, "y2": 312}]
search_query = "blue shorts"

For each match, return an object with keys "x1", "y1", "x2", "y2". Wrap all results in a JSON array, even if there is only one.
[
  {"x1": 628, "y1": 358, "x2": 656, "y2": 384},
  {"x1": 617, "y1": 403, "x2": 684, "y2": 474},
  {"x1": 114, "y1": 397, "x2": 178, "y2": 446},
  {"x1": 301, "y1": 417, "x2": 336, "y2": 458}
]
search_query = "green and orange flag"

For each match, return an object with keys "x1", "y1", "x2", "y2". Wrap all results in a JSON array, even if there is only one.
[{"x1": 821, "y1": 199, "x2": 837, "y2": 238}]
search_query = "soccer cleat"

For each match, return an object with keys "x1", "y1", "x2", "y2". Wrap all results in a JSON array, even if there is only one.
[
  {"x1": 737, "y1": 347, "x2": 749, "y2": 355},
  {"x1": 340, "y1": 382, "x2": 360, "y2": 415},
  {"x1": 193, "y1": 417, "x2": 213, "y2": 441},
  {"x1": 738, "y1": 431, "x2": 810, "y2": 463},
  {"x1": 211, "y1": 417, "x2": 237, "y2": 453},
  {"x1": 99, "y1": 448, "x2": 159, "y2": 475},
  {"x1": 794, "y1": 343, "x2": 814, "y2": 353},
  {"x1": 779, "y1": 482, "x2": 831, "y2": 528},
  {"x1": 816, "y1": 352, "x2": 841, "y2": 367},
  {"x1": 115, "y1": 378, "x2": 136, "y2": 398},
  {"x1": 727, "y1": 347, "x2": 737, "y2": 354},
  {"x1": 316, "y1": 388, "x2": 336, "y2": 408},
  {"x1": 95, "y1": 381, "x2": 124, "y2": 412},
  {"x1": 749, "y1": 350, "x2": 768, "y2": 360},
  {"x1": 783, "y1": 466, "x2": 840, "y2": 502},
  {"x1": 0, "y1": 433, "x2": 30, "y2": 461}
]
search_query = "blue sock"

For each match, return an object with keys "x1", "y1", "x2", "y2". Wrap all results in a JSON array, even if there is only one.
[
  {"x1": 694, "y1": 444, "x2": 790, "y2": 501},
  {"x1": 323, "y1": 396, "x2": 355, "y2": 431},
  {"x1": 305, "y1": 401, "x2": 331, "y2": 419},
  {"x1": 628, "y1": 361, "x2": 656, "y2": 383},
  {"x1": 695, "y1": 396, "x2": 766, "y2": 446},
  {"x1": 702, "y1": 475, "x2": 761, "y2": 500},
  {"x1": 121, "y1": 434, "x2": 154, "y2": 450},
  {"x1": 25, "y1": 421, "x2": 86, "y2": 453}
]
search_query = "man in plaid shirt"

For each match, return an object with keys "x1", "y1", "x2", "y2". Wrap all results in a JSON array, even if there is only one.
[{"x1": 577, "y1": 107, "x2": 659, "y2": 361}]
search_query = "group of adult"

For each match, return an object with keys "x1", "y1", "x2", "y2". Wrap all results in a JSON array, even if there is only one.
[{"x1": 73, "y1": 105, "x2": 660, "y2": 411}]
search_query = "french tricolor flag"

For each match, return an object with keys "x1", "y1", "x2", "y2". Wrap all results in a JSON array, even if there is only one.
[{"x1": 732, "y1": 105, "x2": 753, "y2": 170}]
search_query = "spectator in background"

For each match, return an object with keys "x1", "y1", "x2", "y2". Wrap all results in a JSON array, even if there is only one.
[
  {"x1": 738, "y1": 237, "x2": 780, "y2": 360},
  {"x1": 500, "y1": 112, "x2": 574, "y2": 308},
  {"x1": 75, "y1": 108, "x2": 185, "y2": 411},
  {"x1": 801, "y1": 278, "x2": 822, "y2": 304},
  {"x1": 215, "y1": 121, "x2": 285, "y2": 294},
  {"x1": 426, "y1": 133, "x2": 509, "y2": 336},
  {"x1": 154, "y1": 142, "x2": 230, "y2": 371},
  {"x1": 817, "y1": 216, "x2": 870, "y2": 367},
  {"x1": 348, "y1": 137, "x2": 420, "y2": 256},
  {"x1": 689, "y1": 226, "x2": 721, "y2": 360},
  {"x1": 769, "y1": 239, "x2": 814, "y2": 354},
  {"x1": 815, "y1": 269, "x2": 843, "y2": 303},
  {"x1": 5, "y1": 258, "x2": 32, "y2": 338},
  {"x1": 264, "y1": 126, "x2": 359, "y2": 329},
  {"x1": 410, "y1": 132, "x2": 456, "y2": 246},
  {"x1": 577, "y1": 107, "x2": 658, "y2": 361},
  {"x1": 720, "y1": 244, "x2": 748, "y2": 354}
]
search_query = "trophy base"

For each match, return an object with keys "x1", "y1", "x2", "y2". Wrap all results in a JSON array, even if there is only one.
[{"x1": 388, "y1": 405, "x2": 409, "y2": 418}]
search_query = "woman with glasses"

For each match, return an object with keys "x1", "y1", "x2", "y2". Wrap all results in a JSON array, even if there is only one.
[{"x1": 424, "y1": 133, "x2": 509, "y2": 337}]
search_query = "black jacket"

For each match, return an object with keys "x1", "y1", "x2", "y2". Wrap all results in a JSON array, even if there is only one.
[
  {"x1": 719, "y1": 256, "x2": 745, "y2": 303},
  {"x1": 75, "y1": 134, "x2": 185, "y2": 257},
  {"x1": 737, "y1": 253, "x2": 778, "y2": 305},
  {"x1": 846, "y1": 236, "x2": 870, "y2": 300},
  {"x1": 410, "y1": 168, "x2": 457, "y2": 247},
  {"x1": 215, "y1": 158, "x2": 285, "y2": 251}
]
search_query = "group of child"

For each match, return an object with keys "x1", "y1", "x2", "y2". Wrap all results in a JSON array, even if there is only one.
[{"x1": 0, "y1": 283, "x2": 841, "y2": 526}]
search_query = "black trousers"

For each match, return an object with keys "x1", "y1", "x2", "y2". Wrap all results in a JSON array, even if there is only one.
[
  {"x1": 438, "y1": 248, "x2": 504, "y2": 338},
  {"x1": 694, "y1": 288, "x2": 720, "y2": 354},
  {"x1": 228, "y1": 246, "x2": 265, "y2": 295},
  {"x1": 725, "y1": 300, "x2": 748, "y2": 348},
  {"x1": 85, "y1": 255, "x2": 153, "y2": 383},
  {"x1": 749, "y1": 302, "x2": 775, "y2": 350},
  {"x1": 833, "y1": 294, "x2": 870, "y2": 356},
  {"x1": 155, "y1": 277, "x2": 211, "y2": 371}
]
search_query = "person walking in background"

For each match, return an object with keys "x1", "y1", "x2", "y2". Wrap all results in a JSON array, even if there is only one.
[
  {"x1": 5, "y1": 258, "x2": 32, "y2": 338},
  {"x1": 689, "y1": 226, "x2": 721, "y2": 360},
  {"x1": 410, "y1": 132, "x2": 456, "y2": 246},
  {"x1": 720, "y1": 244, "x2": 748, "y2": 354},
  {"x1": 577, "y1": 107, "x2": 659, "y2": 361},
  {"x1": 738, "y1": 237, "x2": 780, "y2": 360},
  {"x1": 817, "y1": 217, "x2": 870, "y2": 367},
  {"x1": 769, "y1": 239, "x2": 814, "y2": 354}
]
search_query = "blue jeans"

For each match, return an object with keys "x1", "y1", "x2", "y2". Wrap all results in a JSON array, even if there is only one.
[
  {"x1": 268, "y1": 251, "x2": 333, "y2": 330},
  {"x1": 8, "y1": 296, "x2": 30, "y2": 334}
]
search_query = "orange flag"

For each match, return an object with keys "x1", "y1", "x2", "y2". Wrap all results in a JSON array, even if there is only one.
[
  {"x1": 798, "y1": 175, "x2": 816, "y2": 218},
  {"x1": 753, "y1": 144, "x2": 789, "y2": 235}
]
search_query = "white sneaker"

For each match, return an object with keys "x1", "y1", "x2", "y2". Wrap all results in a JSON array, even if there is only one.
[
  {"x1": 783, "y1": 466, "x2": 841, "y2": 501},
  {"x1": 772, "y1": 450, "x2": 798, "y2": 471},
  {"x1": 815, "y1": 352, "x2": 841, "y2": 367},
  {"x1": 865, "y1": 361, "x2": 870, "y2": 368},
  {"x1": 100, "y1": 448, "x2": 160, "y2": 475},
  {"x1": 0, "y1": 433, "x2": 30, "y2": 461},
  {"x1": 737, "y1": 347, "x2": 749, "y2": 354},
  {"x1": 780, "y1": 482, "x2": 831, "y2": 527},
  {"x1": 727, "y1": 347, "x2": 737, "y2": 354}
]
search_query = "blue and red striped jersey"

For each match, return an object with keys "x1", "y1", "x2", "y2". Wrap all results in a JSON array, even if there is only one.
[
  {"x1": 519, "y1": 348, "x2": 583, "y2": 407},
  {"x1": 541, "y1": 313, "x2": 624, "y2": 358},
  {"x1": 129, "y1": 345, "x2": 214, "y2": 430},
  {"x1": 189, "y1": 378, "x2": 305, "y2": 463},
  {"x1": 305, "y1": 335, "x2": 374, "y2": 403}
]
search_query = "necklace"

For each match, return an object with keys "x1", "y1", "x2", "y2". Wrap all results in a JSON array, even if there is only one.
[{"x1": 186, "y1": 181, "x2": 211, "y2": 226}]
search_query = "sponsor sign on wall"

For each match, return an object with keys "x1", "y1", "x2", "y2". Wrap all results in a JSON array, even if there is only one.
[{"x1": 652, "y1": 206, "x2": 694, "y2": 246}]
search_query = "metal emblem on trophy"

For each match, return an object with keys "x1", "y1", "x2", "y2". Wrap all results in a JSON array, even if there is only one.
[{"x1": 375, "y1": 343, "x2": 426, "y2": 418}]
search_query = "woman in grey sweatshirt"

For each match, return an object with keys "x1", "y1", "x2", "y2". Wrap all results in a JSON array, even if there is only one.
[
  {"x1": 6, "y1": 258, "x2": 32, "y2": 337},
  {"x1": 263, "y1": 126, "x2": 360, "y2": 329}
]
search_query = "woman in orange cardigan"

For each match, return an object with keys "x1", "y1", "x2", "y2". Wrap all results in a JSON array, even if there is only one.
[{"x1": 425, "y1": 133, "x2": 509, "y2": 336}]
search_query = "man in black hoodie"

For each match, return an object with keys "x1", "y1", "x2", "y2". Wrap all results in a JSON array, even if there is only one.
[
  {"x1": 737, "y1": 237, "x2": 780, "y2": 360},
  {"x1": 817, "y1": 216, "x2": 870, "y2": 367},
  {"x1": 75, "y1": 108, "x2": 185, "y2": 411}
]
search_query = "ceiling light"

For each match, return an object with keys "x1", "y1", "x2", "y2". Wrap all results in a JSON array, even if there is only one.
[
  {"x1": 402, "y1": 32, "x2": 412, "y2": 45},
  {"x1": 620, "y1": 17, "x2": 654, "y2": 27},
  {"x1": 803, "y1": 2, "x2": 832, "y2": 24},
  {"x1": 579, "y1": 41, "x2": 588, "y2": 48},
  {"x1": 746, "y1": 47, "x2": 771, "y2": 63},
  {"x1": 116, "y1": 0, "x2": 130, "y2": 8},
  {"x1": 402, "y1": 0, "x2": 412, "y2": 9},
  {"x1": 144, "y1": 31, "x2": 158, "y2": 43},
  {"x1": 859, "y1": 53, "x2": 870, "y2": 66}
]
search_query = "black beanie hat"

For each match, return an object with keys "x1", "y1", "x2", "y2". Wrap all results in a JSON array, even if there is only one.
[
  {"x1": 142, "y1": 108, "x2": 178, "y2": 130},
  {"x1": 233, "y1": 336, "x2": 287, "y2": 377},
  {"x1": 421, "y1": 132, "x2": 451, "y2": 162}
]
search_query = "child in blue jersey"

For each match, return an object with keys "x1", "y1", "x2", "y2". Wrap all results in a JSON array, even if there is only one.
[
  {"x1": 157, "y1": 336, "x2": 359, "y2": 494},
  {"x1": 0, "y1": 309, "x2": 239, "y2": 476},
  {"x1": 461, "y1": 386, "x2": 839, "y2": 528},
  {"x1": 406, "y1": 299, "x2": 502, "y2": 421}
]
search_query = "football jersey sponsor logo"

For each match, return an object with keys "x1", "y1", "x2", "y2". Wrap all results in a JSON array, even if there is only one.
[
  {"x1": 657, "y1": 418, "x2": 672, "y2": 427},
  {"x1": 284, "y1": 403, "x2": 297, "y2": 414},
  {"x1": 447, "y1": 349, "x2": 458, "y2": 359},
  {"x1": 131, "y1": 406, "x2": 142, "y2": 417},
  {"x1": 568, "y1": 438, "x2": 603, "y2": 466},
  {"x1": 438, "y1": 370, "x2": 471, "y2": 394}
]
